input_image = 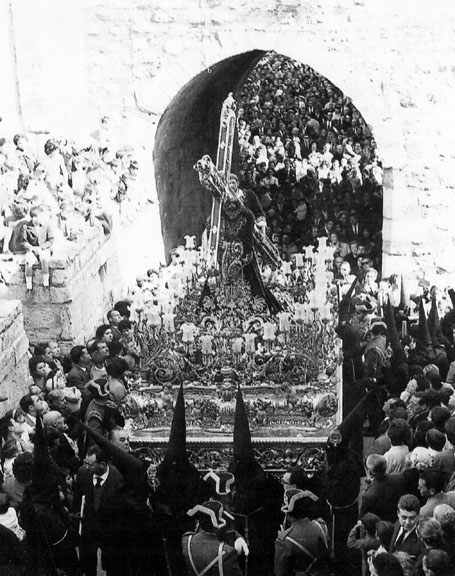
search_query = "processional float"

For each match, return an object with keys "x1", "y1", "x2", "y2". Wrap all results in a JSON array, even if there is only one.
[{"x1": 128, "y1": 94, "x2": 342, "y2": 474}]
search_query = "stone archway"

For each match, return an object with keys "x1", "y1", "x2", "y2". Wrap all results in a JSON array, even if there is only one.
[{"x1": 153, "y1": 49, "x2": 387, "y2": 267}]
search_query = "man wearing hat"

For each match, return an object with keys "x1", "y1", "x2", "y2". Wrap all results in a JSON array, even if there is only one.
[
  {"x1": 364, "y1": 319, "x2": 389, "y2": 380},
  {"x1": 84, "y1": 378, "x2": 124, "y2": 438},
  {"x1": 203, "y1": 470, "x2": 249, "y2": 557},
  {"x1": 364, "y1": 318, "x2": 389, "y2": 433},
  {"x1": 274, "y1": 489, "x2": 329, "y2": 576},
  {"x1": 183, "y1": 500, "x2": 243, "y2": 576}
]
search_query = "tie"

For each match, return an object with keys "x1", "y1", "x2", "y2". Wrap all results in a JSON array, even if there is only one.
[
  {"x1": 394, "y1": 529, "x2": 405, "y2": 550},
  {"x1": 95, "y1": 477, "x2": 103, "y2": 488}
]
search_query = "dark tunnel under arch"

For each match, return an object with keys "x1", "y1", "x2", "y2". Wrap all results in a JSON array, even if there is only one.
[{"x1": 153, "y1": 50, "x2": 266, "y2": 260}]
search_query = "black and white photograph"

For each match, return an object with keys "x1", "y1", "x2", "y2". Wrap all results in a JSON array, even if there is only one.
[{"x1": 0, "y1": 1, "x2": 454, "y2": 574}]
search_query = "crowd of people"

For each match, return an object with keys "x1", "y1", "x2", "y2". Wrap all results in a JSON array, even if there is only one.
[
  {"x1": 236, "y1": 52, "x2": 383, "y2": 276},
  {"x1": 322, "y1": 269, "x2": 455, "y2": 576},
  {"x1": 0, "y1": 53, "x2": 453, "y2": 576},
  {"x1": 0, "y1": 117, "x2": 144, "y2": 290},
  {"x1": 0, "y1": 269, "x2": 455, "y2": 576}
]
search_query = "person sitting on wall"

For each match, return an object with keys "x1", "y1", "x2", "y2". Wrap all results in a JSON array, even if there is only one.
[{"x1": 11, "y1": 205, "x2": 54, "y2": 292}]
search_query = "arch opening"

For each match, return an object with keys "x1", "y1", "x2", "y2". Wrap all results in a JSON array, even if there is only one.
[{"x1": 154, "y1": 50, "x2": 384, "y2": 275}]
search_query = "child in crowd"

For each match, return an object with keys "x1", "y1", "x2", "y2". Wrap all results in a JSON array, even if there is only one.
[{"x1": 347, "y1": 513, "x2": 380, "y2": 553}]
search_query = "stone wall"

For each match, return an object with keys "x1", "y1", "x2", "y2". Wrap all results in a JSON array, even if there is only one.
[
  {"x1": 0, "y1": 301, "x2": 30, "y2": 415},
  {"x1": 2, "y1": 228, "x2": 122, "y2": 354},
  {"x1": 4, "y1": 0, "x2": 455, "y2": 287},
  {"x1": 0, "y1": 202, "x2": 163, "y2": 354}
]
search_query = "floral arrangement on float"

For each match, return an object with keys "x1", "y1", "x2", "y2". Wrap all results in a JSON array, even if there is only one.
[{"x1": 125, "y1": 234, "x2": 343, "y2": 438}]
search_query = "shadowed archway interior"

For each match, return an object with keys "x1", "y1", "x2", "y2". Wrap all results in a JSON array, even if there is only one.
[{"x1": 153, "y1": 50, "x2": 266, "y2": 259}]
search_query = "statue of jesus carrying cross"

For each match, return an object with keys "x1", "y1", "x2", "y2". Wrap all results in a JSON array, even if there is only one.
[{"x1": 194, "y1": 93, "x2": 281, "y2": 313}]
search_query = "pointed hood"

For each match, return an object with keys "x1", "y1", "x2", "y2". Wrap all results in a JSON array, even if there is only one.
[
  {"x1": 428, "y1": 297, "x2": 441, "y2": 346},
  {"x1": 399, "y1": 275, "x2": 409, "y2": 310},
  {"x1": 155, "y1": 384, "x2": 205, "y2": 516},
  {"x1": 30, "y1": 414, "x2": 61, "y2": 504},
  {"x1": 233, "y1": 384, "x2": 254, "y2": 463},
  {"x1": 337, "y1": 391, "x2": 373, "y2": 444},
  {"x1": 338, "y1": 276, "x2": 358, "y2": 321},
  {"x1": 163, "y1": 383, "x2": 187, "y2": 464},
  {"x1": 384, "y1": 299, "x2": 401, "y2": 353},
  {"x1": 327, "y1": 391, "x2": 373, "y2": 464},
  {"x1": 229, "y1": 384, "x2": 267, "y2": 514},
  {"x1": 417, "y1": 299, "x2": 432, "y2": 352},
  {"x1": 82, "y1": 423, "x2": 144, "y2": 477},
  {"x1": 448, "y1": 288, "x2": 455, "y2": 309}
]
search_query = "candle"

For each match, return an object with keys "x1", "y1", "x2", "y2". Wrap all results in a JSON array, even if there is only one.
[
  {"x1": 304, "y1": 246, "x2": 314, "y2": 262},
  {"x1": 303, "y1": 303, "x2": 312, "y2": 323},
  {"x1": 177, "y1": 284, "x2": 186, "y2": 299},
  {"x1": 181, "y1": 322, "x2": 197, "y2": 343},
  {"x1": 295, "y1": 253, "x2": 304, "y2": 268},
  {"x1": 163, "y1": 312, "x2": 176, "y2": 333},
  {"x1": 184, "y1": 235, "x2": 196, "y2": 249},
  {"x1": 147, "y1": 306, "x2": 162, "y2": 327},
  {"x1": 294, "y1": 303, "x2": 305, "y2": 321},
  {"x1": 317, "y1": 236, "x2": 328, "y2": 252},
  {"x1": 232, "y1": 337, "x2": 243, "y2": 354},
  {"x1": 401, "y1": 320, "x2": 407, "y2": 338},
  {"x1": 200, "y1": 334, "x2": 213, "y2": 354},
  {"x1": 263, "y1": 321, "x2": 277, "y2": 342},
  {"x1": 277, "y1": 312, "x2": 292, "y2": 333},
  {"x1": 322, "y1": 302, "x2": 331, "y2": 320},
  {"x1": 244, "y1": 333, "x2": 256, "y2": 353}
]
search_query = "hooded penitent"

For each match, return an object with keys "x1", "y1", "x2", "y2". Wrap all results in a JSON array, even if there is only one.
[
  {"x1": 416, "y1": 299, "x2": 431, "y2": 353},
  {"x1": 322, "y1": 395, "x2": 367, "y2": 515},
  {"x1": 426, "y1": 297, "x2": 450, "y2": 379},
  {"x1": 410, "y1": 298, "x2": 450, "y2": 376},
  {"x1": 441, "y1": 288, "x2": 455, "y2": 341},
  {"x1": 21, "y1": 415, "x2": 78, "y2": 576},
  {"x1": 29, "y1": 414, "x2": 61, "y2": 504},
  {"x1": 384, "y1": 299, "x2": 409, "y2": 394},
  {"x1": 338, "y1": 276, "x2": 358, "y2": 321},
  {"x1": 229, "y1": 384, "x2": 265, "y2": 490},
  {"x1": 229, "y1": 384, "x2": 283, "y2": 576},
  {"x1": 154, "y1": 383, "x2": 205, "y2": 516},
  {"x1": 399, "y1": 274, "x2": 409, "y2": 311},
  {"x1": 327, "y1": 391, "x2": 373, "y2": 462},
  {"x1": 428, "y1": 296, "x2": 441, "y2": 347}
]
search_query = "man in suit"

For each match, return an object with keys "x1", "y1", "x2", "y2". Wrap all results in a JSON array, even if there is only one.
[
  {"x1": 389, "y1": 494, "x2": 425, "y2": 562},
  {"x1": 19, "y1": 393, "x2": 45, "y2": 439},
  {"x1": 347, "y1": 213, "x2": 363, "y2": 242},
  {"x1": 107, "y1": 309, "x2": 122, "y2": 341},
  {"x1": 276, "y1": 158, "x2": 297, "y2": 187},
  {"x1": 360, "y1": 454, "x2": 404, "y2": 522},
  {"x1": 321, "y1": 111, "x2": 339, "y2": 135},
  {"x1": 66, "y1": 345, "x2": 92, "y2": 392},
  {"x1": 73, "y1": 446, "x2": 124, "y2": 576}
]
